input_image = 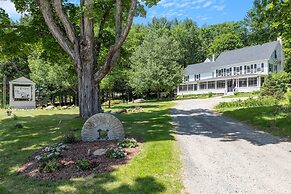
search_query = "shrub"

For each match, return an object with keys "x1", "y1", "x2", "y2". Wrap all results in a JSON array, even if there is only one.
[
  {"x1": 12, "y1": 114, "x2": 18, "y2": 120},
  {"x1": 14, "y1": 123, "x2": 23, "y2": 129},
  {"x1": 261, "y1": 72, "x2": 291, "y2": 99},
  {"x1": 118, "y1": 138, "x2": 138, "y2": 148},
  {"x1": 63, "y1": 132, "x2": 77, "y2": 144},
  {"x1": 75, "y1": 159, "x2": 98, "y2": 171},
  {"x1": 105, "y1": 147, "x2": 127, "y2": 159},
  {"x1": 41, "y1": 160, "x2": 61, "y2": 173},
  {"x1": 216, "y1": 97, "x2": 278, "y2": 110},
  {"x1": 35, "y1": 143, "x2": 67, "y2": 162},
  {"x1": 285, "y1": 91, "x2": 291, "y2": 105},
  {"x1": 208, "y1": 92, "x2": 213, "y2": 98}
]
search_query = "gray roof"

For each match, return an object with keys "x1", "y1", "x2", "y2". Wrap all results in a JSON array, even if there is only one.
[{"x1": 185, "y1": 41, "x2": 278, "y2": 74}]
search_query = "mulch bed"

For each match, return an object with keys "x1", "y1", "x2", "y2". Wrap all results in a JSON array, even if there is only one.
[{"x1": 18, "y1": 140, "x2": 141, "y2": 180}]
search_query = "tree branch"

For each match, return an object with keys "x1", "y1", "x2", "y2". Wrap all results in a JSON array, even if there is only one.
[
  {"x1": 52, "y1": 0, "x2": 78, "y2": 45},
  {"x1": 95, "y1": 9, "x2": 110, "y2": 59},
  {"x1": 95, "y1": 0, "x2": 137, "y2": 83},
  {"x1": 38, "y1": 0, "x2": 74, "y2": 59},
  {"x1": 115, "y1": 0, "x2": 122, "y2": 42}
]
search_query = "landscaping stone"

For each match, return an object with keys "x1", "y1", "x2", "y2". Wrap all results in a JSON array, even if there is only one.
[
  {"x1": 93, "y1": 148, "x2": 106, "y2": 156},
  {"x1": 45, "y1": 105, "x2": 55, "y2": 110},
  {"x1": 133, "y1": 98, "x2": 145, "y2": 103},
  {"x1": 81, "y1": 113, "x2": 124, "y2": 142},
  {"x1": 114, "y1": 109, "x2": 127, "y2": 114}
]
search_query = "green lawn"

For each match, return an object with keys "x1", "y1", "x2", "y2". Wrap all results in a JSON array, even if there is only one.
[
  {"x1": 216, "y1": 103, "x2": 291, "y2": 139},
  {"x1": 222, "y1": 92, "x2": 258, "y2": 98},
  {"x1": 0, "y1": 102, "x2": 182, "y2": 193}
]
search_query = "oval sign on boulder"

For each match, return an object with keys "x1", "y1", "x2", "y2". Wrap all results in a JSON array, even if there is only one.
[{"x1": 81, "y1": 113, "x2": 124, "y2": 142}]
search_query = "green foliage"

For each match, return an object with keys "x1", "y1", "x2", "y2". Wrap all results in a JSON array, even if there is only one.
[
  {"x1": 75, "y1": 159, "x2": 98, "y2": 171},
  {"x1": 245, "y1": 0, "x2": 291, "y2": 72},
  {"x1": 105, "y1": 147, "x2": 127, "y2": 159},
  {"x1": 261, "y1": 72, "x2": 291, "y2": 99},
  {"x1": 41, "y1": 160, "x2": 61, "y2": 173},
  {"x1": 35, "y1": 143, "x2": 67, "y2": 162},
  {"x1": 14, "y1": 123, "x2": 23, "y2": 129},
  {"x1": 62, "y1": 132, "x2": 77, "y2": 144},
  {"x1": 216, "y1": 97, "x2": 278, "y2": 109},
  {"x1": 129, "y1": 30, "x2": 183, "y2": 95},
  {"x1": 222, "y1": 91, "x2": 259, "y2": 98},
  {"x1": 28, "y1": 43, "x2": 77, "y2": 100},
  {"x1": 118, "y1": 138, "x2": 138, "y2": 148},
  {"x1": 284, "y1": 91, "x2": 291, "y2": 105},
  {"x1": 12, "y1": 114, "x2": 18, "y2": 120},
  {"x1": 209, "y1": 33, "x2": 244, "y2": 56},
  {"x1": 172, "y1": 19, "x2": 205, "y2": 65},
  {"x1": 199, "y1": 22, "x2": 248, "y2": 57}
]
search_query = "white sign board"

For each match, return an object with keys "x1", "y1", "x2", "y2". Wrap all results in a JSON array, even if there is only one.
[{"x1": 14, "y1": 86, "x2": 31, "y2": 99}]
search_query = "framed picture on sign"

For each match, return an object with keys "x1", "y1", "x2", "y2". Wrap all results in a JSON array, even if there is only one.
[{"x1": 14, "y1": 86, "x2": 32, "y2": 99}]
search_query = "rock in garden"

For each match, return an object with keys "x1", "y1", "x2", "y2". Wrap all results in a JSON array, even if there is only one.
[
  {"x1": 45, "y1": 105, "x2": 55, "y2": 110},
  {"x1": 93, "y1": 149, "x2": 106, "y2": 156},
  {"x1": 81, "y1": 113, "x2": 124, "y2": 142},
  {"x1": 114, "y1": 109, "x2": 127, "y2": 114},
  {"x1": 133, "y1": 98, "x2": 145, "y2": 103}
]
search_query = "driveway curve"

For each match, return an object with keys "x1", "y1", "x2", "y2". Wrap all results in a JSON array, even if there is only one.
[{"x1": 171, "y1": 97, "x2": 291, "y2": 194}]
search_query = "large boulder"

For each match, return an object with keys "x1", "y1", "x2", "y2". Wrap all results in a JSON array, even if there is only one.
[{"x1": 81, "y1": 113, "x2": 124, "y2": 142}]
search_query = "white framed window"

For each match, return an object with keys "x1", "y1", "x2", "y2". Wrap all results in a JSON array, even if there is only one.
[
  {"x1": 208, "y1": 81, "x2": 215, "y2": 89},
  {"x1": 199, "y1": 82, "x2": 207, "y2": 90},
  {"x1": 239, "y1": 78, "x2": 247, "y2": 87},
  {"x1": 248, "y1": 77, "x2": 258, "y2": 87},
  {"x1": 179, "y1": 85, "x2": 188, "y2": 92},
  {"x1": 217, "y1": 80, "x2": 225, "y2": 88}
]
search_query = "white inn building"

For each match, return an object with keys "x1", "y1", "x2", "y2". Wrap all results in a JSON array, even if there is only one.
[{"x1": 177, "y1": 38, "x2": 285, "y2": 95}]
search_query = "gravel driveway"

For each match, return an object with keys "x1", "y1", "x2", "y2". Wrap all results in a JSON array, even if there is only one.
[{"x1": 171, "y1": 97, "x2": 291, "y2": 194}]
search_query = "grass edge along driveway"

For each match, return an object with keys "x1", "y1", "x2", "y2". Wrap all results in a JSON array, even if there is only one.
[
  {"x1": 0, "y1": 101, "x2": 183, "y2": 194},
  {"x1": 215, "y1": 99, "x2": 291, "y2": 139}
]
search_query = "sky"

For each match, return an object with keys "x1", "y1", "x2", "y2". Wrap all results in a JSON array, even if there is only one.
[{"x1": 0, "y1": 0, "x2": 254, "y2": 26}]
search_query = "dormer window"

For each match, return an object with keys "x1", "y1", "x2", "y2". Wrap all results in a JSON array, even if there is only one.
[{"x1": 184, "y1": 75, "x2": 189, "y2": 82}]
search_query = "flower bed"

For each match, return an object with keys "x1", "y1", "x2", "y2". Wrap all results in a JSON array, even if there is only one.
[{"x1": 18, "y1": 139, "x2": 141, "y2": 180}]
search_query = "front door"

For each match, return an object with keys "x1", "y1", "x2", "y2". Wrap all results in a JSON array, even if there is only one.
[{"x1": 227, "y1": 79, "x2": 236, "y2": 92}]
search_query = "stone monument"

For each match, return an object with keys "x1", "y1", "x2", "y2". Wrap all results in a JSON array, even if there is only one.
[
  {"x1": 81, "y1": 113, "x2": 125, "y2": 142},
  {"x1": 9, "y1": 77, "x2": 36, "y2": 109}
]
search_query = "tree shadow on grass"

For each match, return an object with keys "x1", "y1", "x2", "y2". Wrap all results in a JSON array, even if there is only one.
[
  {"x1": 55, "y1": 174, "x2": 166, "y2": 194},
  {"x1": 171, "y1": 106, "x2": 290, "y2": 146}
]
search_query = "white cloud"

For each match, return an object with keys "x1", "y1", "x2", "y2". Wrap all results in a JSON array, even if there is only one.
[
  {"x1": 0, "y1": 0, "x2": 22, "y2": 20},
  {"x1": 212, "y1": 4, "x2": 225, "y2": 11},
  {"x1": 139, "y1": 0, "x2": 227, "y2": 23},
  {"x1": 202, "y1": 1, "x2": 213, "y2": 8}
]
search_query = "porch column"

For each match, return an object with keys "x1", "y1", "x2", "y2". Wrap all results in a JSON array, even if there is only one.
[
  {"x1": 257, "y1": 76, "x2": 260, "y2": 87},
  {"x1": 247, "y1": 77, "x2": 249, "y2": 87},
  {"x1": 9, "y1": 82, "x2": 13, "y2": 105},
  {"x1": 32, "y1": 83, "x2": 36, "y2": 101},
  {"x1": 225, "y1": 80, "x2": 227, "y2": 93}
]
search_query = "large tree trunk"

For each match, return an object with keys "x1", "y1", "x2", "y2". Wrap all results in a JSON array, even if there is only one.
[{"x1": 77, "y1": 61, "x2": 101, "y2": 118}]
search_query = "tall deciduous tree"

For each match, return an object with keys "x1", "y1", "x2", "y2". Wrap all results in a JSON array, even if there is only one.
[
  {"x1": 245, "y1": 0, "x2": 291, "y2": 71},
  {"x1": 129, "y1": 31, "x2": 184, "y2": 97},
  {"x1": 12, "y1": 0, "x2": 157, "y2": 118},
  {"x1": 209, "y1": 33, "x2": 244, "y2": 56}
]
